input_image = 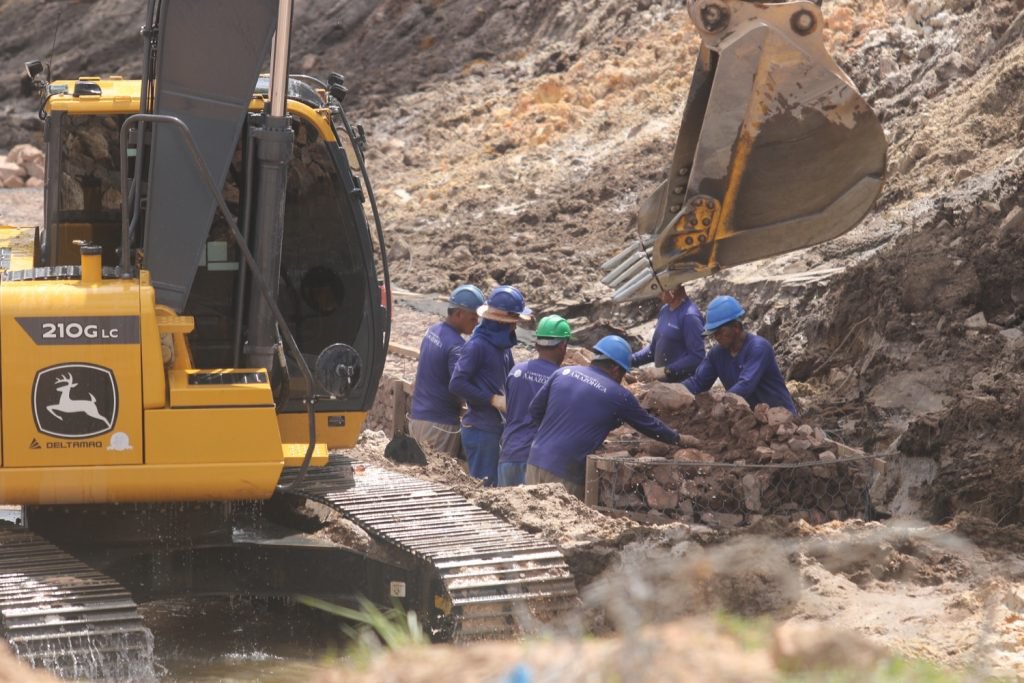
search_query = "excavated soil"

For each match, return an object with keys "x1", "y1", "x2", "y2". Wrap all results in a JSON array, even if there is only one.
[{"x1": 3, "y1": 0, "x2": 1024, "y2": 678}]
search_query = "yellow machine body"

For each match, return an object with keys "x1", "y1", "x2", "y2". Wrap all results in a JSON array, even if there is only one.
[
  {"x1": 0, "y1": 246, "x2": 287, "y2": 504},
  {"x1": 0, "y1": 75, "x2": 378, "y2": 506},
  {"x1": 41, "y1": 79, "x2": 369, "y2": 452}
]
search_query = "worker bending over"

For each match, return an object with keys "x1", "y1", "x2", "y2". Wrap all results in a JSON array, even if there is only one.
[
  {"x1": 450, "y1": 286, "x2": 531, "y2": 486},
  {"x1": 497, "y1": 315, "x2": 572, "y2": 487},
  {"x1": 683, "y1": 295, "x2": 797, "y2": 414},
  {"x1": 408, "y1": 284, "x2": 484, "y2": 458},
  {"x1": 526, "y1": 335, "x2": 684, "y2": 498},
  {"x1": 631, "y1": 283, "x2": 705, "y2": 382}
]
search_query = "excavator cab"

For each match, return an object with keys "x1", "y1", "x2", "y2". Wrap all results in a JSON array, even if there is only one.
[
  {"x1": 603, "y1": 0, "x2": 887, "y2": 299},
  {"x1": 1, "y1": 0, "x2": 389, "y2": 504}
]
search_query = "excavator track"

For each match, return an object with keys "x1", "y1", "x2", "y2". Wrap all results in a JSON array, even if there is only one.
[
  {"x1": 280, "y1": 456, "x2": 579, "y2": 640},
  {"x1": 0, "y1": 521, "x2": 154, "y2": 681}
]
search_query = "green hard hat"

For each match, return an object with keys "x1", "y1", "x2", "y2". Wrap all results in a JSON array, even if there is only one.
[{"x1": 535, "y1": 315, "x2": 572, "y2": 346}]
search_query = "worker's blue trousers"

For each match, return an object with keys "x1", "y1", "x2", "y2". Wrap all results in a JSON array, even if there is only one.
[
  {"x1": 497, "y1": 461, "x2": 528, "y2": 487},
  {"x1": 461, "y1": 426, "x2": 501, "y2": 487}
]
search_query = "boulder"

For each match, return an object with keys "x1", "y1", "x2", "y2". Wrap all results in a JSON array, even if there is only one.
[
  {"x1": 0, "y1": 161, "x2": 24, "y2": 184},
  {"x1": 638, "y1": 438, "x2": 673, "y2": 458},
  {"x1": 775, "y1": 422, "x2": 797, "y2": 438},
  {"x1": 652, "y1": 464, "x2": 682, "y2": 488},
  {"x1": 640, "y1": 382, "x2": 695, "y2": 412},
  {"x1": 964, "y1": 312, "x2": 987, "y2": 330},
  {"x1": 23, "y1": 158, "x2": 44, "y2": 179},
  {"x1": 694, "y1": 392, "x2": 717, "y2": 413},
  {"x1": 770, "y1": 443, "x2": 797, "y2": 462},
  {"x1": 672, "y1": 448, "x2": 715, "y2": 463},
  {"x1": 25, "y1": 177, "x2": 44, "y2": 188},
  {"x1": 2, "y1": 175, "x2": 25, "y2": 189},
  {"x1": 6, "y1": 144, "x2": 43, "y2": 167},
  {"x1": 766, "y1": 407, "x2": 794, "y2": 426},
  {"x1": 721, "y1": 393, "x2": 750, "y2": 409},
  {"x1": 788, "y1": 438, "x2": 811, "y2": 455},
  {"x1": 729, "y1": 414, "x2": 759, "y2": 439},
  {"x1": 642, "y1": 481, "x2": 679, "y2": 510}
]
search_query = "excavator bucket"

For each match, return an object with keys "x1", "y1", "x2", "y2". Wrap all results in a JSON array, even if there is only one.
[{"x1": 603, "y1": 0, "x2": 887, "y2": 300}]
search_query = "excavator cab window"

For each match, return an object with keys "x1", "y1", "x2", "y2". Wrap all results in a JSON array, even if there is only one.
[
  {"x1": 39, "y1": 104, "x2": 384, "y2": 413},
  {"x1": 39, "y1": 113, "x2": 129, "y2": 268},
  {"x1": 185, "y1": 113, "x2": 380, "y2": 411}
]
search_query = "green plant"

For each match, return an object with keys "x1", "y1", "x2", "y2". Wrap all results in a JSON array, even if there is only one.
[{"x1": 297, "y1": 594, "x2": 428, "y2": 662}]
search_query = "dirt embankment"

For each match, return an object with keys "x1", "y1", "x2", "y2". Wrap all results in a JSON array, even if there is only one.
[
  {"x1": 749, "y1": 1, "x2": 1024, "y2": 527},
  {"x1": 329, "y1": 0, "x2": 1024, "y2": 538}
]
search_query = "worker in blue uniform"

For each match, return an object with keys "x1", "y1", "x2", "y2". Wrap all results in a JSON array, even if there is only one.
[
  {"x1": 450, "y1": 285, "x2": 531, "y2": 486},
  {"x1": 409, "y1": 284, "x2": 485, "y2": 458},
  {"x1": 526, "y1": 335, "x2": 683, "y2": 498},
  {"x1": 497, "y1": 315, "x2": 572, "y2": 487},
  {"x1": 683, "y1": 295, "x2": 797, "y2": 414},
  {"x1": 631, "y1": 283, "x2": 706, "y2": 382}
]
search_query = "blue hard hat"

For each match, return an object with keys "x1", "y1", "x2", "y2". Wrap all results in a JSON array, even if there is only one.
[
  {"x1": 448, "y1": 284, "x2": 485, "y2": 310},
  {"x1": 592, "y1": 335, "x2": 632, "y2": 372},
  {"x1": 478, "y1": 285, "x2": 532, "y2": 321},
  {"x1": 704, "y1": 295, "x2": 745, "y2": 334}
]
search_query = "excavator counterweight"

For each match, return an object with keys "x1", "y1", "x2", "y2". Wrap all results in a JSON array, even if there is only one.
[{"x1": 603, "y1": 0, "x2": 887, "y2": 300}]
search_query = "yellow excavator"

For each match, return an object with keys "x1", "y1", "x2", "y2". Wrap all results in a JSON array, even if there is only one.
[{"x1": 0, "y1": 0, "x2": 885, "y2": 678}]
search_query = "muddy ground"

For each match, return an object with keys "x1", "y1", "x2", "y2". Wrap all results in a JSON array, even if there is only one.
[{"x1": 2, "y1": 0, "x2": 1024, "y2": 678}]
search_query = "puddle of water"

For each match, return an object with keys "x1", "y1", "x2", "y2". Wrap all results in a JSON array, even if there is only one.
[{"x1": 141, "y1": 596, "x2": 350, "y2": 682}]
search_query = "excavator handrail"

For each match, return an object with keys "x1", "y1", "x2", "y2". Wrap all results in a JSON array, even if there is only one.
[{"x1": 118, "y1": 113, "x2": 320, "y2": 486}]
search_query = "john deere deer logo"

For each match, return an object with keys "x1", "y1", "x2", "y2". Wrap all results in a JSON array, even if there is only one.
[
  {"x1": 33, "y1": 363, "x2": 118, "y2": 439},
  {"x1": 48, "y1": 373, "x2": 112, "y2": 429}
]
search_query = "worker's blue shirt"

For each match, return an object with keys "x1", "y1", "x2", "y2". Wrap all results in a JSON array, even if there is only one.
[
  {"x1": 683, "y1": 333, "x2": 797, "y2": 414},
  {"x1": 631, "y1": 299, "x2": 706, "y2": 380},
  {"x1": 449, "y1": 329, "x2": 515, "y2": 434},
  {"x1": 527, "y1": 365, "x2": 679, "y2": 485},
  {"x1": 410, "y1": 322, "x2": 466, "y2": 425},
  {"x1": 499, "y1": 358, "x2": 559, "y2": 465}
]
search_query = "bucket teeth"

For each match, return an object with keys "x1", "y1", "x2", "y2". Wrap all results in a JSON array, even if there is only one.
[
  {"x1": 602, "y1": 235, "x2": 659, "y2": 299},
  {"x1": 613, "y1": 267, "x2": 659, "y2": 301}
]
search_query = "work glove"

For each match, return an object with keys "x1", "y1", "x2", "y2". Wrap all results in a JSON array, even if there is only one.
[
  {"x1": 640, "y1": 366, "x2": 667, "y2": 382},
  {"x1": 490, "y1": 394, "x2": 507, "y2": 413},
  {"x1": 677, "y1": 434, "x2": 701, "y2": 448}
]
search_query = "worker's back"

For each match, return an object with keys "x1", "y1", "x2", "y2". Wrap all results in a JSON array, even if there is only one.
[
  {"x1": 528, "y1": 365, "x2": 634, "y2": 482},
  {"x1": 410, "y1": 321, "x2": 465, "y2": 425}
]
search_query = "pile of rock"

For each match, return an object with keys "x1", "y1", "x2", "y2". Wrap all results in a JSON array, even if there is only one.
[
  {"x1": 589, "y1": 383, "x2": 877, "y2": 526},
  {"x1": 0, "y1": 144, "x2": 45, "y2": 189}
]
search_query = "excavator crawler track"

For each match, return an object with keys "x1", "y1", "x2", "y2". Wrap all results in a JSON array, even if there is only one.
[
  {"x1": 0, "y1": 521, "x2": 154, "y2": 681},
  {"x1": 280, "y1": 456, "x2": 579, "y2": 640}
]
